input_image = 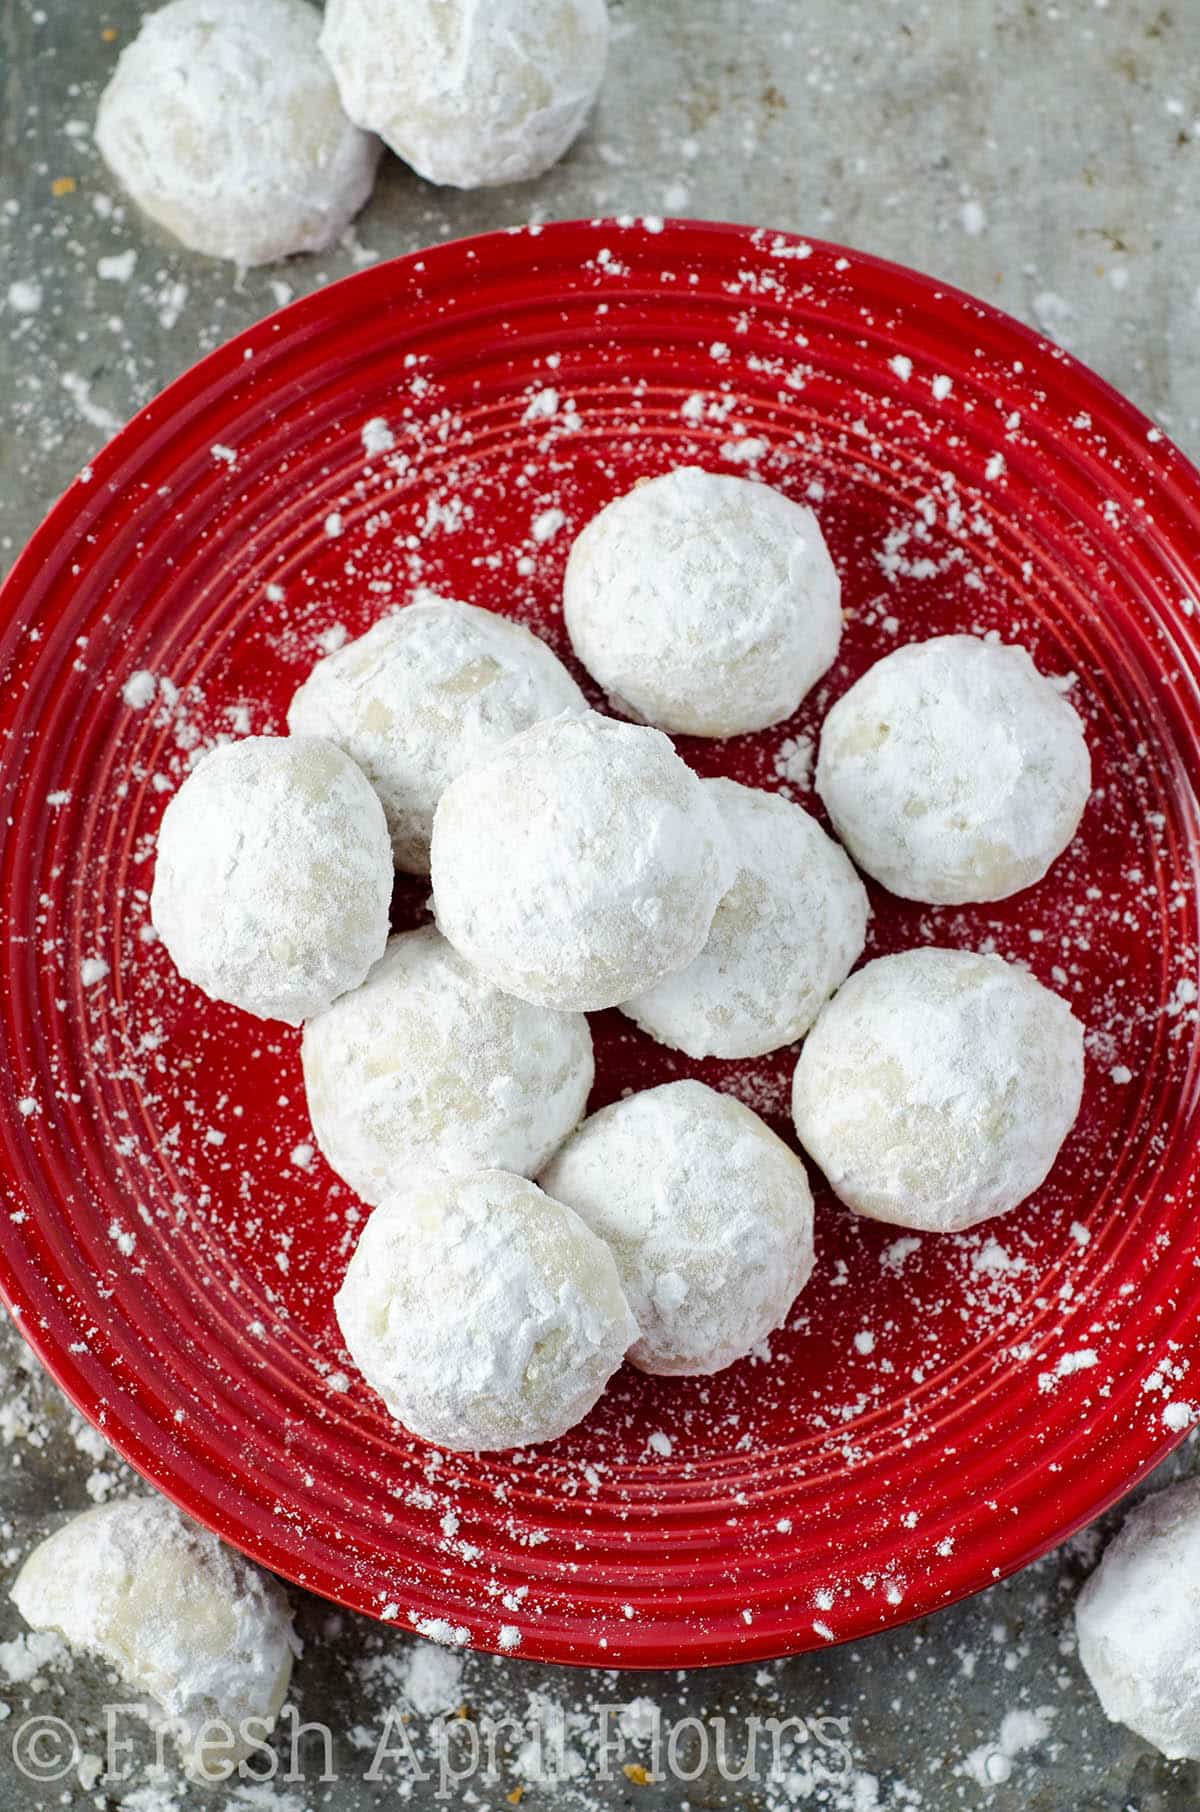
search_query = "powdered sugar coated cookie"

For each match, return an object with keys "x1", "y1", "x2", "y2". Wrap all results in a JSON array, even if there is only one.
[
  {"x1": 288, "y1": 598, "x2": 586, "y2": 873},
  {"x1": 792, "y1": 948, "x2": 1084, "y2": 1233},
  {"x1": 541, "y1": 1080, "x2": 815, "y2": 1375},
  {"x1": 564, "y1": 467, "x2": 842, "y2": 737},
  {"x1": 335, "y1": 1169, "x2": 637, "y2": 1450},
  {"x1": 1076, "y1": 1481, "x2": 1200, "y2": 1760},
  {"x1": 302, "y1": 926, "x2": 593, "y2": 1202},
  {"x1": 431, "y1": 710, "x2": 728, "y2": 1012},
  {"x1": 151, "y1": 735, "x2": 392, "y2": 1025},
  {"x1": 320, "y1": 0, "x2": 608, "y2": 189},
  {"x1": 816, "y1": 634, "x2": 1091, "y2": 904},
  {"x1": 95, "y1": 0, "x2": 381, "y2": 267},
  {"x1": 623, "y1": 778, "x2": 868, "y2": 1058},
  {"x1": 12, "y1": 1497, "x2": 297, "y2": 1781}
]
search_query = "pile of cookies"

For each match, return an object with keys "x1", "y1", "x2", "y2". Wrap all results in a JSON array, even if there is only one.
[{"x1": 151, "y1": 466, "x2": 1090, "y2": 1452}]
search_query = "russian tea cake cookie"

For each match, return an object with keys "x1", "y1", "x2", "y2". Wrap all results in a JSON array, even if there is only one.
[
  {"x1": 335, "y1": 1170, "x2": 637, "y2": 1450},
  {"x1": 623, "y1": 778, "x2": 869, "y2": 1058},
  {"x1": 151, "y1": 735, "x2": 391, "y2": 1025},
  {"x1": 541, "y1": 1080, "x2": 815, "y2": 1375},
  {"x1": 288, "y1": 597, "x2": 586, "y2": 872},
  {"x1": 563, "y1": 467, "x2": 843, "y2": 736},
  {"x1": 791, "y1": 948, "x2": 1084, "y2": 1233},
  {"x1": 320, "y1": 0, "x2": 608, "y2": 189},
  {"x1": 1075, "y1": 1481, "x2": 1200, "y2": 1759},
  {"x1": 95, "y1": 0, "x2": 380, "y2": 266},
  {"x1": 431, "y1": 710, "x2": 728, "y2": 1011},
  {"x1": 12, "y1": 1497, "x2": 297, "y2": 1780},
  {"x1": 302, "y1": 925, "x2": 593, "y2": 1201},
  {"x1": 816, "y1": 634, "x2": 1091, "y2": 904}
]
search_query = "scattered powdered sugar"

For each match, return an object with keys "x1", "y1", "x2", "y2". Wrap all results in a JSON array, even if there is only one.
[
  {"x1": 960, "y1": 198, "x2": 987, "y2": 237},
  {"x1": 1039, "y1": 1349, "x2": 1098, "y2": 1392},
  {"x1": 961, "y1": 1704, "x2": 1055, "y2": 1786},
  {"x1": 0, "y1": 1629, "x2": 68, "y2": 1685},
  {"x1": 60, "y1": 370, "x2": 121, "y2": 433},
  {"x1": 394, "y1": 1640, "x2": 464, "y2": 1715},
  {"x1": 98, "y1": 247, "x2": 137, "y2": 282},
  {"x1": 775, "y1": 731, "x2": 814, "y2": 788},
  {"x1": 315, "y1": 621, "x2": 347, "y2": 653},
  {"x1": 1032, "y1": 289, "x2": 1076, "y2": 345},
  {"x1": 407, "y1": 1614, "x2": 471, "y2": 1647},
  {"x1": 7, "y1": 278, "x2": 42, "y2": 314},
  {"x1": 524, "y1": 384, "x2": 561, "y2": 422},
  {"x1": 361, "y1": 415, "x2": 395, "y2": 458},
  {"x1": 122, "y1": 668, "x2": 158, "y2": 709}
]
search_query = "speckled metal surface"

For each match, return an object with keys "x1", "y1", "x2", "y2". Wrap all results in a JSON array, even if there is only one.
[{"x1": 1, "y1": 1, "x2": 1199, "y2": 1807}]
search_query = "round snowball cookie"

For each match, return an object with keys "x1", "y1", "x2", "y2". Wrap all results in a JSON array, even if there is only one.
[
  {"x1": 320, "y1": 0, "x2": 608, "y2": 190},
  {"x1": 288, "y1": 597, "x2": 586, "y2": 873},
  {"x1": 563, "y1": 467, "x2": 842, "y2": 737},
  {"x1": 302, "y1": 926, "x2": 593, "y2": 1202},
  {"x1": 11, "y1": 1497, "x2": 296, "y2": 1781},
  {"x1": 623, "y1": 779, "x2": 869, "y2": 1059},
  {"x1": 431, "y1": 710, "x2": 728, "y2": 1012},
  {"x1": 95, "y1": 0, "x2": 381, "y2": 268},
  {"x1": 1075, "y1": 1481, "x2": 1200, "y2": 1760},
  {"x1": 816, "y1": 634, "x2": 1091, "y2": 905},
  {"x1": 792, "y1": 948, "x2": 1084, "y2": 1233},
  {"x1": 151, "y1": 736, "x2": 391, "y2": 1026},
  {"x1": 335, "y1": 1170, "x2": 637, "y2": 1450},
  {"x1": 541, "y1": 1080, "x2": 815, "y2": 1376}
]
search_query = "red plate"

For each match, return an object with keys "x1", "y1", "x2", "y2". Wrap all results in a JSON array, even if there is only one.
[{"x1": 2, "y1": 219, "x2": 1200, "y2": 1668}]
